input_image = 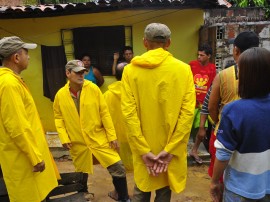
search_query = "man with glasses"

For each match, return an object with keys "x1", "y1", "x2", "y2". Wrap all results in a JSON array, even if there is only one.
[{"x1": 53, "y1": 60, "x2": 130, "y2": 202}]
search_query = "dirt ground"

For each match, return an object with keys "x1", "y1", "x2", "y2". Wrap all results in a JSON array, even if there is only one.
[{"x1": 55, "y1": 159, "x2": 211, "y2": 202}]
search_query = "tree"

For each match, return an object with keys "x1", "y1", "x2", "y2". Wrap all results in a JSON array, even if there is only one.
[
  {"x1": 229, "y1": 0, "x2": 270, "y2": 17},
  {"x1": 229, "y1": 0, "x2": 268, "y2": 7}
]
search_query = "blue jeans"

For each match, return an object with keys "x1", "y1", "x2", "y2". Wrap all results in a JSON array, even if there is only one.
[{"x1": 224, "y1": 188, "x2": 270, "y2": 202}]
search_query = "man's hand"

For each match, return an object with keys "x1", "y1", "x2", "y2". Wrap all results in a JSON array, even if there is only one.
[
  {"x1": 109, "y1": 140, "x2": 119, "y2": 151},
  {"x1": 113, "y1": 52, "x2": 119, "y2": 61},
  {"x1": 154, "y1": 150, "x2": 173, "y2": 173},
  {"x1": 142, "y1": 152, "x2": 159, "y2": 176},
  {"x1": 210, "y1": 181, "x2": 223, "y2": 202},
  {"x1": 63, "y1": 143, "x2": 72, "y2": 150},
  {"x1": 142, "y1": 151, "x2": 173, "y2": 176},
  {"x1": 33, "y1": 161, "x2": 45, "y2": 172},
  {"x1": 197, "y1": 127, "x2": 207, "y2": 141}
]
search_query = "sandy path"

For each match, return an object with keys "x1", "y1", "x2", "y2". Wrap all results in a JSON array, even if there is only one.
[{"x1": 55, "y1": 160, "x2": 211, "y2": 202}]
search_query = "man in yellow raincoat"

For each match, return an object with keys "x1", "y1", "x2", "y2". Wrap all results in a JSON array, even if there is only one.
[
  {"x1": 0, "y1": 36, "x2": 59, "y2": 202},
  {"x1": 121, "y1": 23, "x2": 195, "y2": 201},
  {"x1": 53, "y1": 60, "x2": 130, "y2": 202},
  {"x1": 104, "y1": 62, "x2": 133, "y2": 171}
]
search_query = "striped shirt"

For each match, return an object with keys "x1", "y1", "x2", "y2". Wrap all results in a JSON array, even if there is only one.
[
  {"x1": 215, "y1": 94, "x2": 270, "y2": 199},
  {"x1": 200, "y1": 86, "x2": 212, "y2": 115}
]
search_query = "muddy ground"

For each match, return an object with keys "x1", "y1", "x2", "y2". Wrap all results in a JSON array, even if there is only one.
[{"x1": 55, "y1": 160, "x2": 211, "y2": 202}]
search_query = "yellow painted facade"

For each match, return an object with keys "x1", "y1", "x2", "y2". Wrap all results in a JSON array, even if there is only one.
[{"x1": 0, "y1": 9, "x2": 203, "y2": 132}]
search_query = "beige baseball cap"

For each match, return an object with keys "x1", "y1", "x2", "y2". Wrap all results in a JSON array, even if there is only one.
[
  {"x1": 144, "y1": 23, "x2": 171, "y2": 43},
  {"x1": 65, "y1": 60, "x2": 87, "y2": 72},
  {"x1": 0, "y1": 36, "x2": 37, "y2": 59}
]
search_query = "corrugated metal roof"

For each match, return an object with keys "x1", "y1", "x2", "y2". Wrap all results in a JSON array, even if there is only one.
[{"x1": 0, "y1": 0, "x2": 223, "y2": 19}]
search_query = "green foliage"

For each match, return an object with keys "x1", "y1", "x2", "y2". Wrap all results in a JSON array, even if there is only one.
[
  {"x1": 23, "y1": 0, "x2": 38, "y2": 5},
  {"x1": 229, "y1": 0, "x2": 267, "y2": 7},
  {"x1": 229, "y1": 0, "x2": 270, "y2": 18}
]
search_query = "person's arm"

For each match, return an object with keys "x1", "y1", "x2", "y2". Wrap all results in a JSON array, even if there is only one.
[
  {"x1": 211, "y1": 156, "x2": 229, "y2": 183},
  {"x1": 97, "y1": 87, "x2": 117, "y2": 142},
  {"x1": 201, "y1": 86, "x2": 211, "y2": 115},
  {"x1": 210, "y1": 158, "x2": 229, "y2": 202},
  {"x1": 210, "y1": 106, "x2": 237, "y2": 201},
  {"x1": 112, "y1": 52, "x2": 119, "y2": 76},
  {"x1": 53, "y1": 92, "x2": 72, "y2": 145},
  {"x1": 121, "y1": 68, "x2": 151, "y2": 155},
  {"x1": 164, "y1": 69, "x2": 196, "y2": 155},
  {"x1": 197, "y1": 86, "x2": 212, "y2": 139},
  {"x1": 208, "y1": 74, "x2": 221, "y2": 124},
  {"x1": 210, "y1": 134, "x2": 233, "y2": 202},
  {"x1": 1, "y1": 81, "x2": 43, "y2": 168},
  {"x1": 196, "y1": 114, "x2": 208, "y2": 140},
  {"x1": 93, "y1": 67, "x2": 104, "y2": 87}
]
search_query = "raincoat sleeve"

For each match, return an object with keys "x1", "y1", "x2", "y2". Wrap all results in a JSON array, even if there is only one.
[
  {"x1": 121, "y1": 69, "x2": 151, "y2": 155},
  {"x1": 98, "y1": 89, "x2": 117, "y2": 142},
  {"x1": 164, "y1": 70, "x2": 195, "y2": 155},
  {"x1": 53, "y1": 92, "x2": 71, "y2": 144},
  {"x1": 1, "y1": 83, "x2": 43, "y2": 166}
]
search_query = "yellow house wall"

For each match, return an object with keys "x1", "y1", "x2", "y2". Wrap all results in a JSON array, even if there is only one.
[{"x1": 0, "y1": 9, "x2": 203, "y2": 132}]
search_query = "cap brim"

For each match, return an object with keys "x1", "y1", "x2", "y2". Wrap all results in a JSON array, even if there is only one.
[
  {"x1": 228, "y1": 38, "x2": 235, "y2": 44},
  {"x1": 72, "y1": 66, "x2": 87, "y2": 72},
  {"x1": 22, "y1": 43, "x2": 37, "y2": 49}
]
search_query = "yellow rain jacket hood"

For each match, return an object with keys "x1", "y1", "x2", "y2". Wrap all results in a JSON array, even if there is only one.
[
  {"x1": 54, "y1": 80, "x2": 120, "y2": 174},
  {"x1": 131, "y1": 47, "x2": 170, "y2": 68},
  {"x1": 121, "y1": 48, "x2": 195, "y2": 193},
  {"x1": 0, "y1": 68, "x2": 58, "y2": 202},
  {"x1": 104, "y1": 81, "x2": 133, "y2": 171}
]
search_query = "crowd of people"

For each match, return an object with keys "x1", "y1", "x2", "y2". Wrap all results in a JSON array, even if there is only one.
[{"x1": 0, "y1": 23, "x2": 269, "y2": 202}]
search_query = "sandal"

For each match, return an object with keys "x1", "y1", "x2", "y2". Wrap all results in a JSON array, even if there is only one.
[{"x1": 189, "y1": 153, "x2": 203, "y2": 164}]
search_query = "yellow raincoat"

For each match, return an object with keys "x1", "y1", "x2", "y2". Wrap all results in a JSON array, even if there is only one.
[
  {"x1": 0, "y1": 68, "x2": 58, "y2": 202},
  {"x1": 104, "y1": 81, "x2": 133, "y2": 171},
  {"x1": 53, "y1": 80, "x2": 120, "y2": 174},
  {"x1": 121, "y1": 48, "x2": 195, "y2": 193}
]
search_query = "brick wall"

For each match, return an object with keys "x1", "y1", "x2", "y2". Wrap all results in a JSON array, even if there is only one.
[
  {"x1": 204, "y1": 8, "x2": 267, "y2": 26},
  {"x1": 202, "y1": 8, "x2": 270, "y2": 71}
]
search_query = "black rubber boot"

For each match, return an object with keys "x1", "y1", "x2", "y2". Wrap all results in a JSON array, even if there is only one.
[
  {"x1": 112, "y1": 177, "x2": 129, "y2": 201},
  {"x1": 80, "y1": 173, "x2": 89, "y2": 192}
]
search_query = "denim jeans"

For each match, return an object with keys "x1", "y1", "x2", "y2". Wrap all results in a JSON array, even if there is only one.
[{"x1": 224, "y1": 188, "x2": 270, "y2": 202}]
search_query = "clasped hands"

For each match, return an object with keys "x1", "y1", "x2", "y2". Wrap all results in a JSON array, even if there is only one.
[{"x1": 142, "y1": 150, "x2": 173, "y2": 177}]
